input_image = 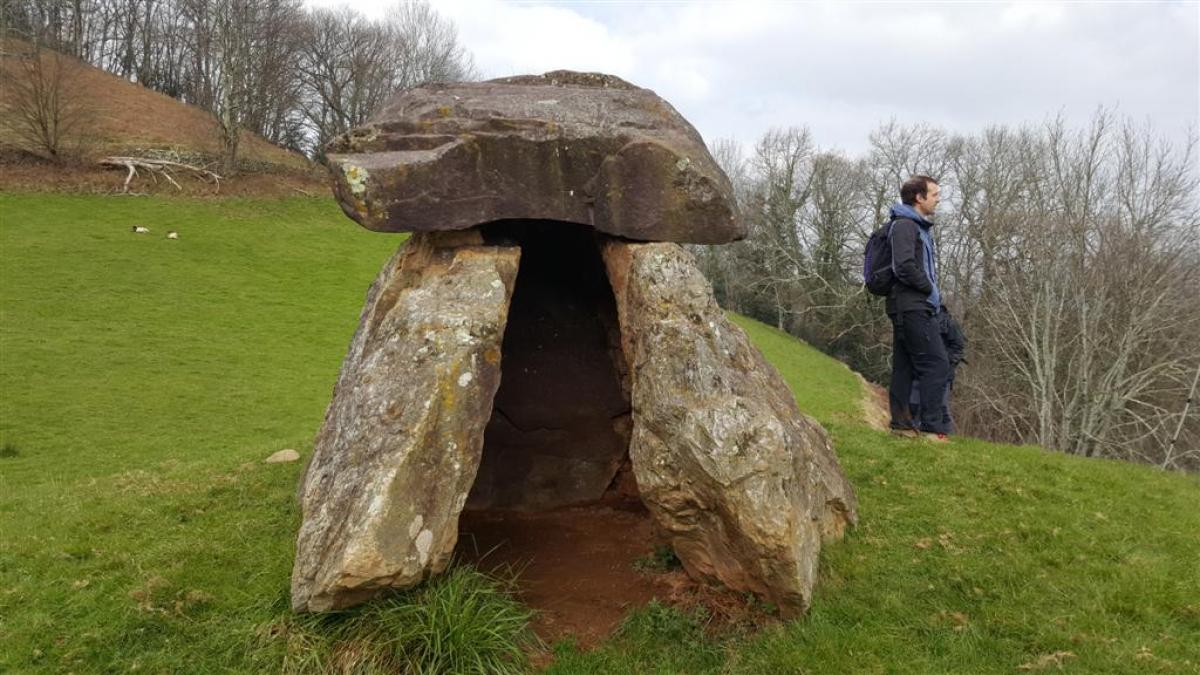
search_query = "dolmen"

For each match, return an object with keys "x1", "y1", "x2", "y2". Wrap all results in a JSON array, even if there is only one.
[{"x1": 291, "y1": 71, "x2": 858, "y2": 617}]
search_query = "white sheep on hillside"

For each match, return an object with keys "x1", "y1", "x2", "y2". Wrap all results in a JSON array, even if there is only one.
[
  {"x1": 131, "y1": 226, "x2": 150, "y2": 234},
  {"x1": 166, "y1": 231, "x2": 179, "y2": 239}
]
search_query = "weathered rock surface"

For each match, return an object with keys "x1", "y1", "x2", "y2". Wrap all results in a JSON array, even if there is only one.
[
  {"x1": 291, "y1": 230, "x2": 519, "y2": 612},
  {"x1": 325, "y1": 70, "x2": 743, "y2": 244},
  {"x1": 601, "y1": 240, "x2": 859, "y2": 616}
]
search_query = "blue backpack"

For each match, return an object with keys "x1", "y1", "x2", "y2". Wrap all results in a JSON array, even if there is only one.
[{"x1": 862, "y1": 219, "x2": 896, "y2": 296}]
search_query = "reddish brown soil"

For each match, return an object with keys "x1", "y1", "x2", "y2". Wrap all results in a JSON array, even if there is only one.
[
  {"x1": 456, "y1": 501, "x2": 669, "y2": 647},
  {"x1": 456, "y1": 497, "x2": 779, "y2": 652}
]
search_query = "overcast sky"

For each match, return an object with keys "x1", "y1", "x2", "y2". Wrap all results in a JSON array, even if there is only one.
[{"x1": 306, "y1": 0, "x2": 1199, "y2": 156}]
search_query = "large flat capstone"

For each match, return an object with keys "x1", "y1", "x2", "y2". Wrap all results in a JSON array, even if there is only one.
[
  {"x1": 291, "y1": 230, "x2": 519, "y2": 612},
  {"x1": 325, "y1": 71, "x2": 743, "y2": 244},
  {"x1": 601, "y1": 240, "x2": 859, "y2": 616}
]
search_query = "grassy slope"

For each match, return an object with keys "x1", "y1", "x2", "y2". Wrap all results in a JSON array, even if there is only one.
[{"x1": 1, "y1": 194, "x2": 1198, "y2": 673}]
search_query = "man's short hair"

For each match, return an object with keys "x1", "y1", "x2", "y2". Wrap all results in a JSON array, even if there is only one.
[{"x1": 900, "y1": 175, "x2": 938, "y2": 205}]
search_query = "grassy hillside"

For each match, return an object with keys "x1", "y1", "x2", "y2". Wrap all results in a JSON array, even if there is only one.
[{"x1": 2, "y1": 193, "x2": 1198, "y2": 673}]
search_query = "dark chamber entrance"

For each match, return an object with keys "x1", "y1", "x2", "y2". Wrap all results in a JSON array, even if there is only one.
[
  {"x1": 466, "y1": 220, "x2": 634, "y2": 511},
  {"x1": 457, "y1": 220, "x2": 666, "y2": 645}
]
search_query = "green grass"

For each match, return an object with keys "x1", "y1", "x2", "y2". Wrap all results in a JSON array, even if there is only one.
[
  {"x1": 3, "y1": 193, "x2": 1199, "y2": 673},
  {"x1": 270, "y1": 566, "x2": 537, "y2": 674}
]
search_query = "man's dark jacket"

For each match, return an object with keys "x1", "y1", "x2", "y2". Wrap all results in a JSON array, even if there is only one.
[{"x1": 885, "y1": 206, "x2": 938, "y2": 316}]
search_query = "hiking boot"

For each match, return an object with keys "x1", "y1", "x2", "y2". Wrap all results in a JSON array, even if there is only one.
[
  {"x1": 890, "y1": 427, "x2": 920, "y2": 439},
  {"x1": 921, "y1": 432, "x2": 951, "y2": 443}
]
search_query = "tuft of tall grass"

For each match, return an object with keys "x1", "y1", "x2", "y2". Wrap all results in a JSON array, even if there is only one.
[{"x1": 269, "y1": 565, "x2": 537, "y2": 675}]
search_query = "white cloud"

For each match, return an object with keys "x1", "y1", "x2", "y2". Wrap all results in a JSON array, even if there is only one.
[
  {"x1": 1000, "y1": 2, "x2": 1067, "y2": 30},
  {"x1": 438, "y1": 1, "x2": 636, "y2": 78},
  {"x1": 305, "y1": 1, "x2": 1200, "y2": 156}
]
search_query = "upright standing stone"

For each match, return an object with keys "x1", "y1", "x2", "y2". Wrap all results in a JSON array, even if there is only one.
[
  {"x1": 291, "y1": 231, "x2": 519, "y2": 612},
  {"x1": 602, "y1": 240, "x2": 858, "y2": 616}
]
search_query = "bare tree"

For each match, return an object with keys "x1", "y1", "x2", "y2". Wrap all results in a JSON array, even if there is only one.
[
  {"x1": 864, "y1": 120, "x2": 950, "y2": 223},
  {"x1": 172, "y1": 0, "x2": 305, "y2": 172},
  {"x1": 297, "y1": 0, "x2": 476, "y2": 158},
  {"x1": 387, "y1": 0, "x2": 475, "y2": 89},
  {"x1": 236, "y1": 0, "x2": 306, "y2": 148},
  {"x1": 741, "y1": 127, "x2": 815, "y2": 329},
  {"x1": 297, "y1": 6, "x2": 393, "y2": 156},
  {"x1": 0, "y1": 38, "x2": 91, "y2": 159}
]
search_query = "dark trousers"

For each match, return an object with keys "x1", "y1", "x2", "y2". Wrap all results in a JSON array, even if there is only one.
[
  {"x1": 909, "y1": 367, "x2": 957, "y2": 433},
  {"x1": 889, "y1": 310, "x2": 950, "y2": 434}
]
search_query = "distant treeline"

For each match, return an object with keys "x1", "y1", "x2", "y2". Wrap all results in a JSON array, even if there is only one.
[
  {"x1": 697, "y1": 113, "x2": 1199, "y2": 470},
  {"x1": 3, "y1": 0, "x2": 476, "y2": 168}
]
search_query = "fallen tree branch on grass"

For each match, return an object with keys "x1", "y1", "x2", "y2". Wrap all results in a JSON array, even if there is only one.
[{"x1": 98, "y1": 156, "x2": 223, "y2": 193}]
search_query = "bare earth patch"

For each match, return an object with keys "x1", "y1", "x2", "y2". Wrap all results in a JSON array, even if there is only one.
[
  {"x1": 857, "y1": 371, "x2": 890, "y2": 431},
  {"x1": 456, "y1": 498, "x2": 777, "y2": 651}
]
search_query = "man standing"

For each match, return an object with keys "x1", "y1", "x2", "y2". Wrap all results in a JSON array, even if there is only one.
[{"x1": 887, "y1": 175, "x2": 951, "y2": 440}]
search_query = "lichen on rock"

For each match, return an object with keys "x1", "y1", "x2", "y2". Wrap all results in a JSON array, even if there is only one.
[
  {"x1": 323, "y1": 70, "x2": 743, "y2": 244},
  {"x1": 600, "y1": 240, "x2": 858, "y2": 616},
  {"x1": 291, "y1": 230, "x2": 519, "y2": 612}
]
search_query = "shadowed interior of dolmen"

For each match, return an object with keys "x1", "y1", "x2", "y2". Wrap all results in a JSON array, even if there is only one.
[
  {"x1": 467, "y1": 219, "x2": 632, "y2": 511},
  {"x1": 454, "y1": 220, "x2": 673, "y2": 644}
]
